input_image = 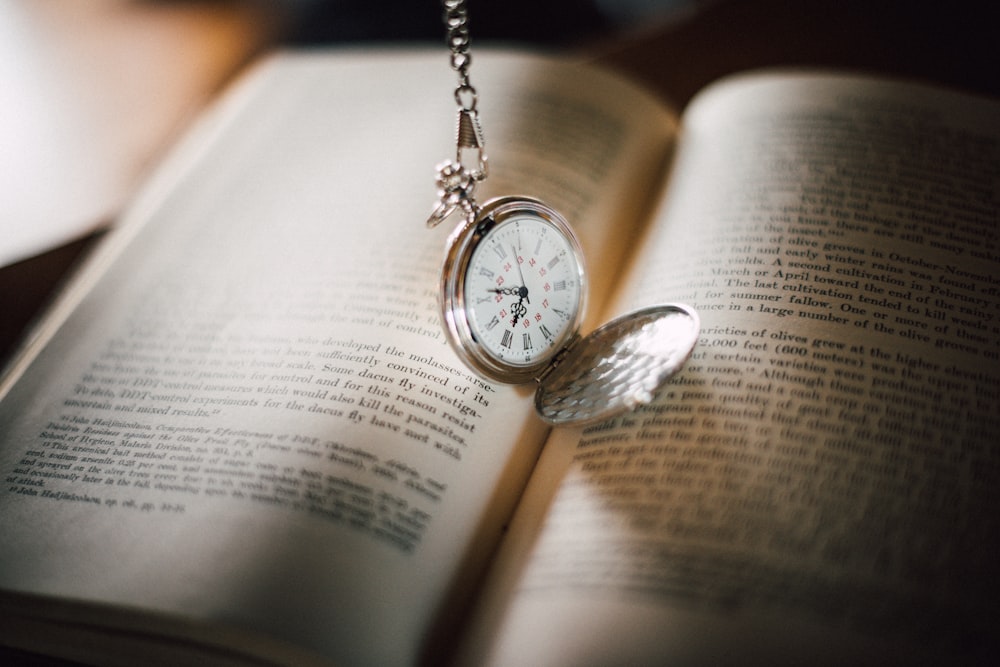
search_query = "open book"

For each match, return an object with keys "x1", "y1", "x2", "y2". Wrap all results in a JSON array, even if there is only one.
[{"x1": 1, "y1": 50, "x2": 997, "y2": 666}]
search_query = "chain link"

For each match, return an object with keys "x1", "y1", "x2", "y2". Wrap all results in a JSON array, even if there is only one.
[
  {"x1": 441, "y1": 0, "x2": 484, "y2": 164},
  {"x1": 442, "y1": 0, "x2": 477, "y2": 110}
]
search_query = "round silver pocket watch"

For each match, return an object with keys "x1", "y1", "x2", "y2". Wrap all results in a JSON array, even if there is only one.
[{"x1": 426, "y1": 0, "x2": 699, "y2": 426}]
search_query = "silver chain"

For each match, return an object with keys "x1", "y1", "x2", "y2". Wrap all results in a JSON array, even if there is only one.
[
  {"x1": 443, "y1": 0, "x2": 476, "y2": 110},
  {"x1": 427, "y1": 0, "x2": 489, "y2": 228}
]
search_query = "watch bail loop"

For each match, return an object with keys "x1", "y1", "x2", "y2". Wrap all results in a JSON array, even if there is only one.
[{"x1": 456, "y1": 108, "x2": 488, "y2": 182}]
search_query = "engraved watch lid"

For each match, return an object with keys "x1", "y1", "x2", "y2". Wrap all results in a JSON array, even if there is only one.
[{"x1": 535, "y1": 303, "x2": 700, "y2": 426}]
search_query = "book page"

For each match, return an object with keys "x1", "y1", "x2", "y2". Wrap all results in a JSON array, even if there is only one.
[
  {"x1": 463, "y1": 72, "x2": 1000, "y2": 665},
  {"x1": 0, "y1": 51, "x2": 675, "y2": 666}
]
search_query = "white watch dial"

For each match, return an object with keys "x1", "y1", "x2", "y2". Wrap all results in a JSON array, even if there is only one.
[{"x1": 464, "y1": 213, "x2": 583, "y2": 367}]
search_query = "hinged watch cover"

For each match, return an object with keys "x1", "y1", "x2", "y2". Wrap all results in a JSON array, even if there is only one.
[{"x1": 535, "y1": 304, "x2": 699, "y2": 426}]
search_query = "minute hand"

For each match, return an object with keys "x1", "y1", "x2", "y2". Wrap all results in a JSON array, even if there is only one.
[{"x1": 513, "y1": 246, "x2": 530, "y2": 303}]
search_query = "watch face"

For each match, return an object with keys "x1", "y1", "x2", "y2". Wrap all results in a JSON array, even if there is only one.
[{"x1": 441, "y1": 197, "x2": 586, "y2": 383}]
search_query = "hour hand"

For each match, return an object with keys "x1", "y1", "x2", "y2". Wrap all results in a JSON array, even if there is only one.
[{"x1": 488, "y1": 287, "x2": 520, "y2": 296}]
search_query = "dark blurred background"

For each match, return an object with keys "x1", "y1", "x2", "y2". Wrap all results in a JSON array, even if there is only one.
[{"x1": 279, "y1": 0, "x2": 999, "y2": 105}]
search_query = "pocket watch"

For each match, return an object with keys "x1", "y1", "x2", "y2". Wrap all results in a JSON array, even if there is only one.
[
  {"x1": 439, "y1": 195, "x2": 586, "y2": 386},
  {"x1": 426, "y1": 0, "x2": 699, "y2": 426}
]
